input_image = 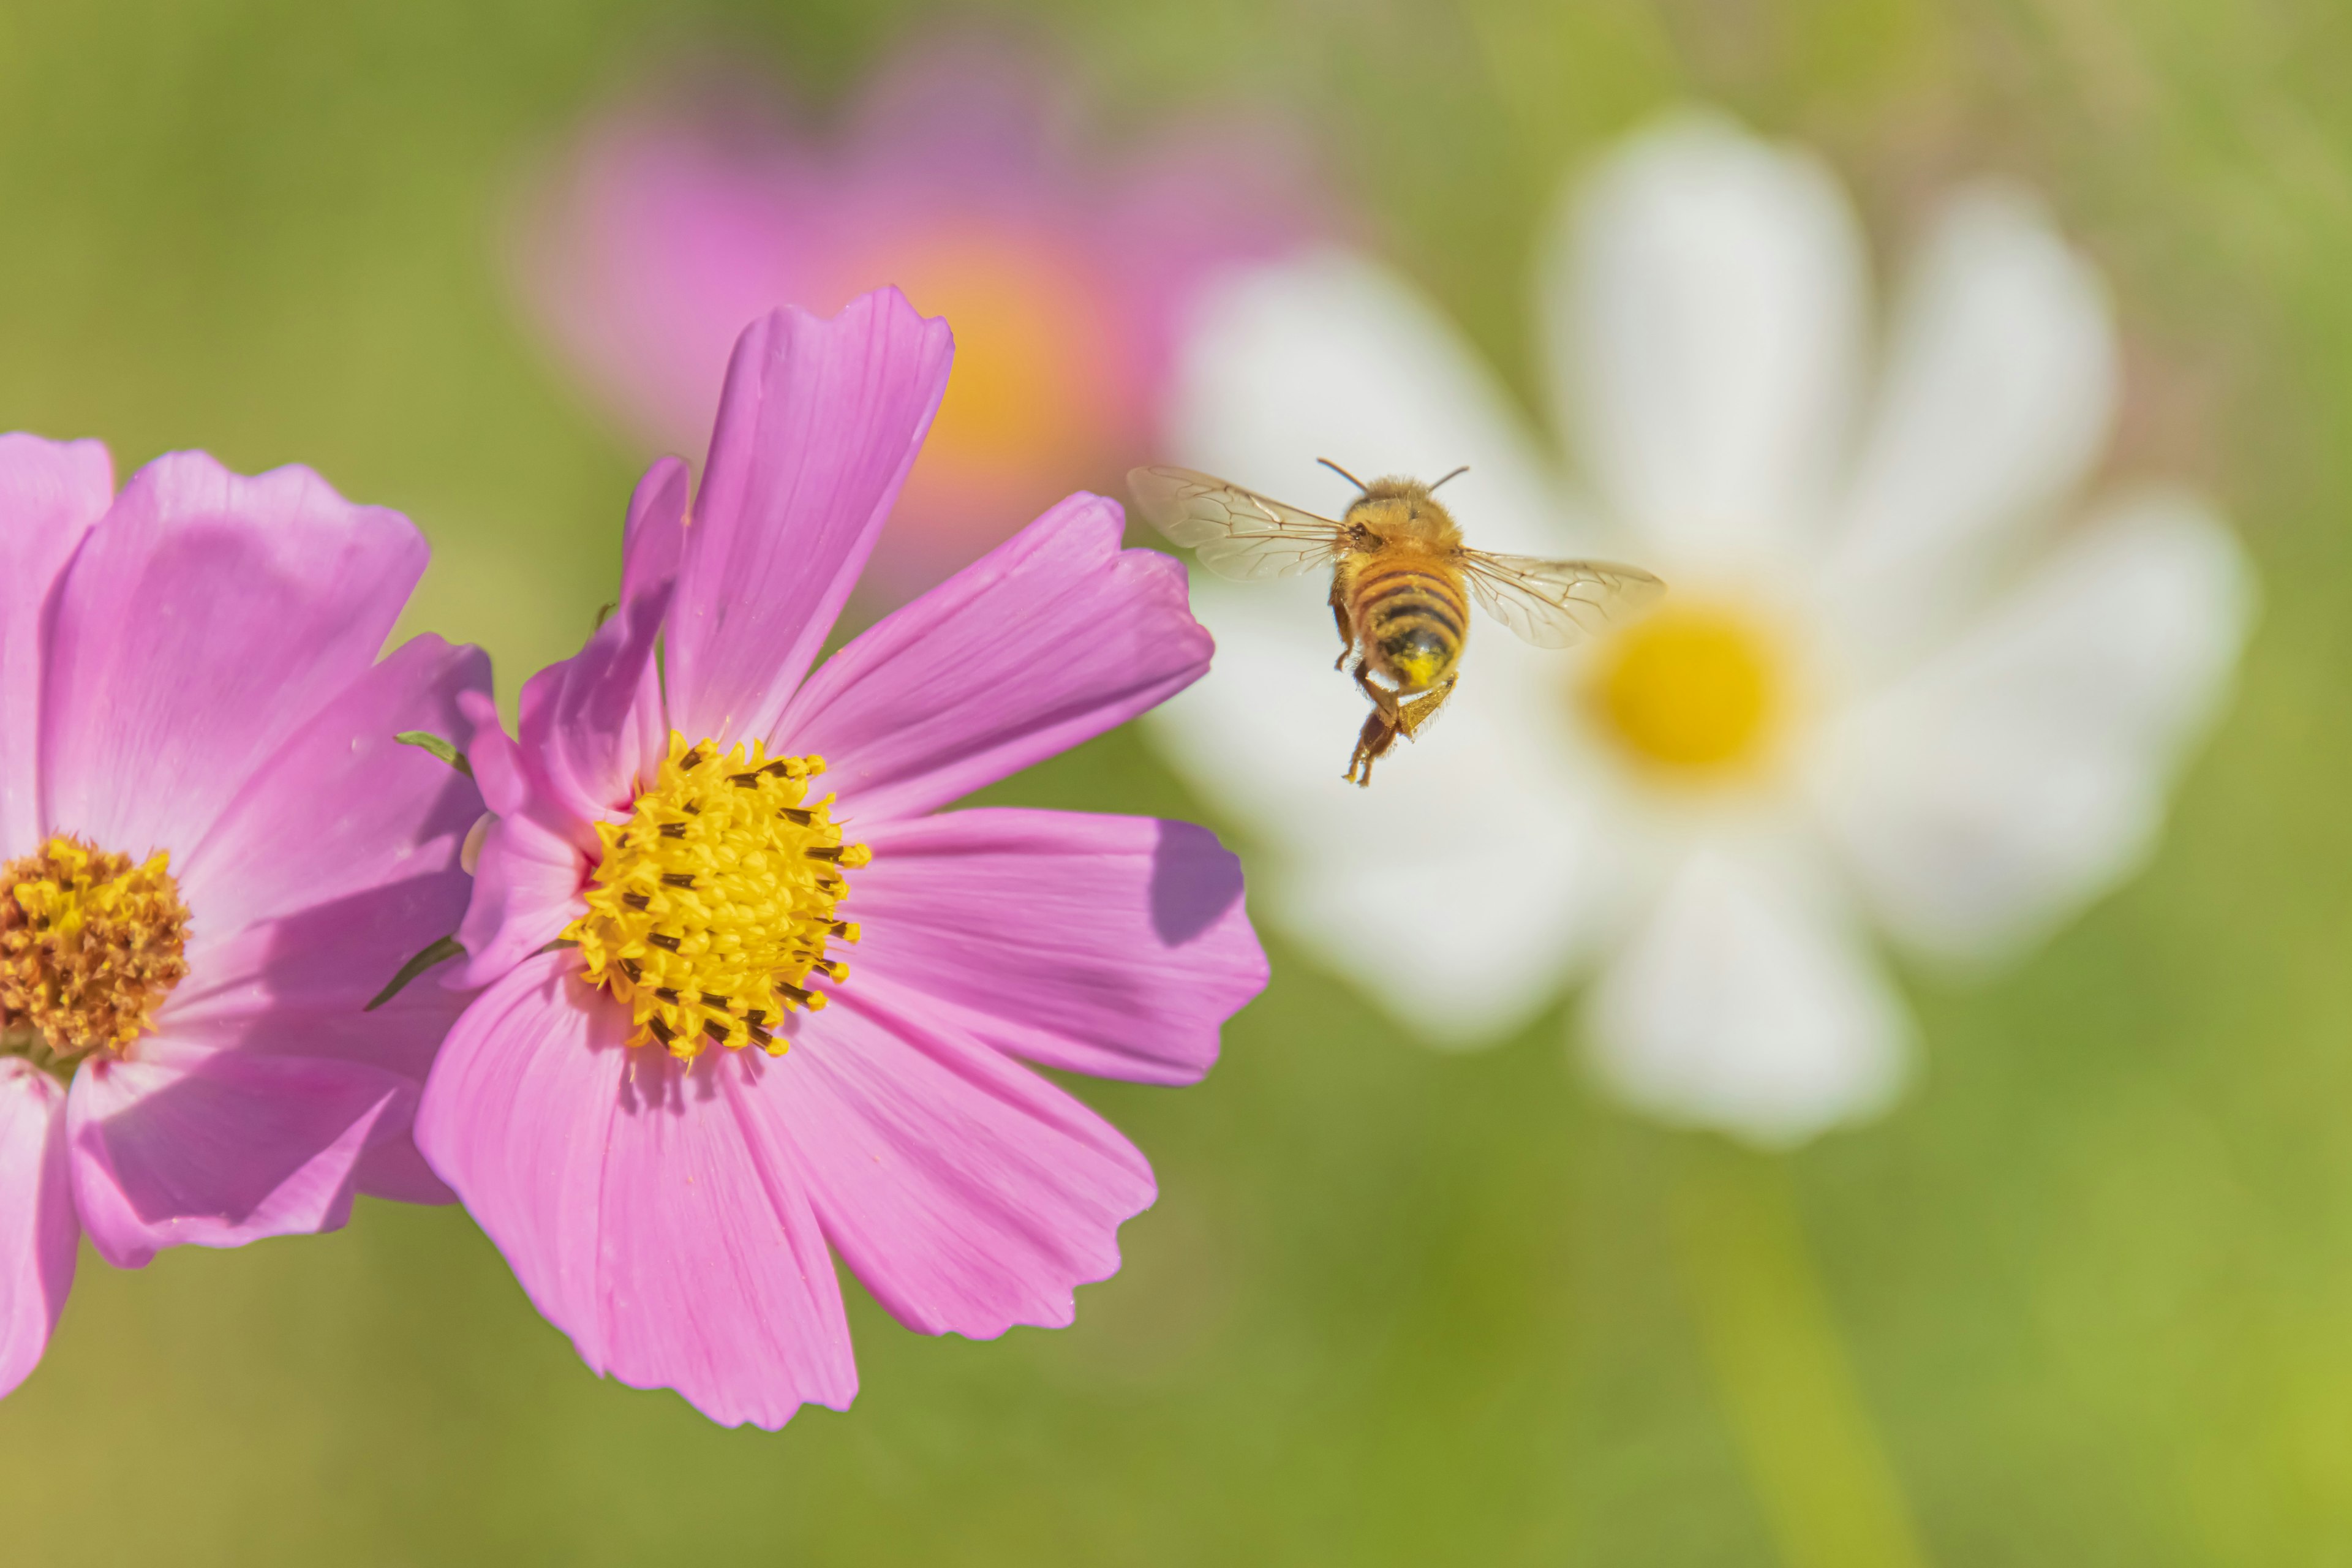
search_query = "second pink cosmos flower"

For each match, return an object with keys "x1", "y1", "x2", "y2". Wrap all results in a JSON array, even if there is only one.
[{"x1": 418, "y1": 286, "x2": 1267, "y2": 1429}]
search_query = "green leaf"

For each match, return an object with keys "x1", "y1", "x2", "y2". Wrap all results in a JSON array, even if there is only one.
[
  {"x1": 363, "y1": 934, "x2": 466, "y2": 1012},
  {"x1": 394, "y1": 730, "x2": 472, "y2": 778}
]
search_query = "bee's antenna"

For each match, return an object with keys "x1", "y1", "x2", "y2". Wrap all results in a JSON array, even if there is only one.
[
  {"x1": 1317, "y1": 458, "x2": 1368, "y2": 492},
  {"x1": 1428, "y1": 465, "x2": 1471, "y2": 492}
]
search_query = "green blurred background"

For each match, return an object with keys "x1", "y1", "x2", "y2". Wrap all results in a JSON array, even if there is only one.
[{"x1": 3, "y1": 0, "x2": 2350, "y2": 1561}]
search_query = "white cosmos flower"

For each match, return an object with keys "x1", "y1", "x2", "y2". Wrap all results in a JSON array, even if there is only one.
[{"x1": 1148, "y1": 110, "x2": 2255, "y2": 1145}]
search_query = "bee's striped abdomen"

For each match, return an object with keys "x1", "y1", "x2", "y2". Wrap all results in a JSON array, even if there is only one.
[{"x1": 1351, "y1": 556, "x2": 1468, "y2": 690}]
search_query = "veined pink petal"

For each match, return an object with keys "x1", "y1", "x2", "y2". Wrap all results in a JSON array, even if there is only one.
[
  {"x1": 515, "y1": 595, "x2": 672, "y2": 824},
  {"x1": 415, "y1": 953, "x2": 858, "y2": 1429},
  {"x1": 851, "y1": 809, "x2": 1262, "y2": 1086},
  {"x1": 599, "y1": 1047, "x2": 856, "y2": 1429},
  {"x1": 776, "y1": 494, "x2": 1210, "y2": 821},
  {"x1": 152, "y1": 634, "x2": 485, "y2": 1095},
  {"x1": 173, "y1": 634, "x2": 487, "y2": 983},
  {"x1": 620, "y1": 454, "x2": 690, "y2": 606},
  {"x1": 40, "y1": 452, "x2": 428, "y2": 861},
  {"x1": 0, "y1": 434, "x2": 113, "y2": 862},
  {"x1": 519, "y1": 458, "x2": 689, "y2": 824},
  {"x1": 450, "y1": 690, "x2": 594, "y2": 990},
  {"x1": 518, "y1": 576, "x2": 674, "y2": 825},
  {"x1": 415, "y1": 955, "x2": 614, "y2": 1353},
  {"x1": 0, "y1": 1063, "x2": 78, "y2": 1399},
  {"x1": 349, "y1": 1130, "x2": 457, "y2": 1207},
  {"x1": 450, "y1": 807, "x2": 588, "y2": 992},
  {"x1": 759, "y1": 989, "x2": 1155, "y2": 1341},
  {"x1": 462, "y1": 688, "x2": 535, "y2": 820},
  {"x1": 66, "y1": 1045, "x2": 417, "y2": 1268},
  {"x1": 665, "y1": 292, "x2": 952, "y2": 748}
]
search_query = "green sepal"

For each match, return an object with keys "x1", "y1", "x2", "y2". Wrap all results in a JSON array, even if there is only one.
[
  {"x1": 395, "y1": 731, "x2": 473, "y2": 778},
  {"x1": 363, "y1": 934, "x2": 466, "y2": 1012}
]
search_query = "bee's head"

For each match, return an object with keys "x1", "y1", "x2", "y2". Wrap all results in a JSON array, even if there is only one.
[{"x1": 1343, "y1": 476, "x2": 1459, "y2": 541}]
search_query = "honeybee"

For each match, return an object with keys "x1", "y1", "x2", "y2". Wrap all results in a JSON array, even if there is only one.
[{"x1": 1130, "y1": 462, "x2": 1665, "y2": 785}]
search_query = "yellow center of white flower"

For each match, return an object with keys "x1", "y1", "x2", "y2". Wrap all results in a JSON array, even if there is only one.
[
  {"x1": 0, "y1": 835, "x2": 190, "y2": 1076},
  {"x1": 1586, "y1": 602, "x2": 1785, "y2": 777},
  {"x1": 563, "y1": 733, "x2": 867, "y2": 1061}
]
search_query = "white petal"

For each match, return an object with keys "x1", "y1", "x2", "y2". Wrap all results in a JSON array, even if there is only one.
[
  {"x1": 1813, "y1": 490, "x2": 2253, "y2": 962},
  {"x1": 1825, "y1": 185, "x2": 2117, "y2": 657},
  {"x1": 1583, "y1": 835, "x2": 1911, "y2": 1145},
  {"x1": 1148, "y1": 575, "x2": 1622, "y2": 1044},
  {"x1": 1544, "y1": 109, "x2": 1866, "y2": 564},
  {"x1": 1167, "y1": 248, "x2": 1585, "y2": 554}
]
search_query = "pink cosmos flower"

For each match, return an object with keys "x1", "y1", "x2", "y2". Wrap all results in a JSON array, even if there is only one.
[
  {"x1": 0, "y1": 437, "x2": 488, "y2": 1396},
  {"x1": 518, "y1": 35, "x2": 1329, "y2": 601},
  {"x1": 417, "y1": 287, "x2": 1267, "y2": 1430}
]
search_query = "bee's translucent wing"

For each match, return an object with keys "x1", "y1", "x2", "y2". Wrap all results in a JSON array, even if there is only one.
[
  {"x1": 1128, "y1": 466, "x2": 1354, "y2": 581},
  {"x1": 1458, "y1": 550, "x2": 1666, "y2": 649}
]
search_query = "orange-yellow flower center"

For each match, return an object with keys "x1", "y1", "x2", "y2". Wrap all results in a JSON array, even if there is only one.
[
  {"x1": 1586, "y1": 602, "x2": 1784, "y2": 777},
  {"x1": 0, "y1": 835, "x2": 189, "y2": 1077},
  {"x1": 874, "y1": 233, "x2": 1118, "y2": 489},
  {"x1": 563, "y1": 733, "x2": 868, "y2": 1061}
]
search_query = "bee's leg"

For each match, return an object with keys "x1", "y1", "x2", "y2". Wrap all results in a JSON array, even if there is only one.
[
  {"x1": 1350, "y1": 661, "x2": 1403, "y2": 720},
  {"x1": 1345, "y1": 664, "x2": 1402, "y2": 786},
  {"x1": 1392, "y1": 674, "x2": 1460, "y2": 742},
  {"x1": 1346, "y1": 709, "x2": 1397, "y2": 787},
  {"x1": 1330, "y1": 586, "x2": 1355, "y2": 672}
]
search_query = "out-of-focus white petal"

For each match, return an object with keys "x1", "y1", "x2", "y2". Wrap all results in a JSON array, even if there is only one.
[
  {"x1": 1167, "y1": 247, "x2": 1583, "y2": 555},
  {"x1": 1825, "y1": 186, "x2": 2117, "y2": 658},
  {"x1": 1584, "y1": 835, "x2": 1911, "y2": 1145},
  {"x1": 1544, "y1": 110, "x2": 1866, "y2": 565},
  {"x1": 1149, "y1": 575, "x2": 1621, "y2": 1044},
  {"x1": 1812, "y1": 490, "x2": 2253, "y2": 963}
]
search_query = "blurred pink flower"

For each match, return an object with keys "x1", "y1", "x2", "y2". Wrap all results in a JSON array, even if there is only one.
[
  {"x1": 0, "y1": 437, "x2": 488, "y2": 1396},
  {"x1": 518, "y1": 37, "x2": 1330, "y2": 600},
  {"x1": 418, "y1": 288, "x2": 1267, "y2": 1430}
]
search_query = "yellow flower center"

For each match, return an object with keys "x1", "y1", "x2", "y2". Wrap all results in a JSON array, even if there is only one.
[
  {"x1": 563, "y1": 733, "x2": 868, "y2": 1061},
  {"x1": 0, "y1": 835, "x2": 190, "y2": 1076},
  {"x1": 1586, "y1": 602, "x2": 1784, "y2": 777}
]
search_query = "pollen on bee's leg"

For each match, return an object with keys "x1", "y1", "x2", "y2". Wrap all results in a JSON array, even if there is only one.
[{"x1": 560, "y1": 731, "x2": 867, "y2": 1061}]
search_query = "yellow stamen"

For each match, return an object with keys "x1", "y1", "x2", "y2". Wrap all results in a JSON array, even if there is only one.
[
  {"x1": 564, "y1": 733, "x2": 869, "y2": 1061},
  {"x1": 0, "y1": 835, "x2": 190, "y2": 1076},
  {"x1": 1588, "y1": 602, "x2": 1784, "y2": 777}
]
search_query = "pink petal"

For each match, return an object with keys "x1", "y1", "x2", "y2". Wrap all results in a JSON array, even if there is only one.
[
  {"x1": 449, "y1": 690, "x2": 592, "y2": 990},
  {"x1": 462, "y1": 688, "x2": 535, "y2": 820},
  {"x1": 416, "y1": 956, "x2": 612, "y2": 1344},
  {"x1": 776, "y1": 494, "x2": 1211, "y2": 821},
  {"x1": 0, "y1": 434, "x2": 114, "y2": 862},
  {"x1": 141, "y1": 636, "x2": 486, "y2": 1120},
  {"x1": 40, "y1": 451, "x2": 428, "y2": 861},
  {"x1": 450, "y1": 806, "x2": 588, "y2": 991},
  {"x1": 597, "y1": 1044, "x2": 858, "y2": 1429},
  {"x1": 620, "y1": 454, "x2": 690, "y2": 606},
  {"x1": 169, "y1": 634, "x2": 488, "y2": 1011},
  {"x1": 518, "y1": 459, "x2": 687, "y2": 824},
  {"x1": 756, "y1": 988, "x2": 1156, "y2": 1340},
  {"x1": 0, "y1": 1062, "x2": 79, "y2": 1398},
  {"x1": 664, "y1": 292, "x2": 952, "y2": 748},
  {"x1": 417, "y1": 953, "x2": 858, "y2": 1429},
  {"x1": 851, "y1": 809, "x2": 1263, "y2": 1086},
  {"x1": 349, "y1": 1132, "x2": 457, "y2": 1207},
  {"x1": 67, "y1": 1044, "x2": 417, "y2": 1268}
]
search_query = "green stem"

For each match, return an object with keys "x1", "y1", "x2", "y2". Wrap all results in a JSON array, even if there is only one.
[{"x1": 1671, "y1": 1142, "x2": 1932, "y2": 1568}]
